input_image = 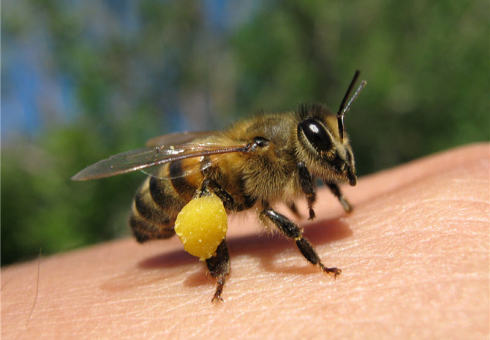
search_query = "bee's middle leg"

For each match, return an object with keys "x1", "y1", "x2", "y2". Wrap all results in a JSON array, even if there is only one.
[
  {"x1": 260, "y1": 208, "x2": 341, "y2": 277},
  {"x1": 287, "y1": 201, "x2": 302, "y2": 219},
  {"x1": 206, "y1": 240, "x2": 230, "y2": 302}
]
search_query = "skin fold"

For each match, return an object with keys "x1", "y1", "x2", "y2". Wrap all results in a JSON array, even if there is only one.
[{"x1": 2, "y1": 143, "x2": 488, "y2": 339}]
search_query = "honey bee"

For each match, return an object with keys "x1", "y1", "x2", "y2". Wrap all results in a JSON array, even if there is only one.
[{"x1": 73, "y1": 71, "x2": 366, "y2": 302}]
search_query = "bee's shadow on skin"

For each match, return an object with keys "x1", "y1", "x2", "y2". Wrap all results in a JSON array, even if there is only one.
[
  {"x1": 183, "y1": 216, "x2": 352, "y2": 288},
  {"x1": 101, "y1": 216, "x2": 351, "y2": 292}
]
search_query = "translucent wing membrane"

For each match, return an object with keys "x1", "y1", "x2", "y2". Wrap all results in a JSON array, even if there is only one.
[
  {"x1": 141, "y1": 155, "x2": 214, "y2": 179},
  {"x1": 146, "y1": 131, "x2": 217, "y2": 147},
  {"x1": 72, "y1": 142, "x2": 249, "y2": 181}
]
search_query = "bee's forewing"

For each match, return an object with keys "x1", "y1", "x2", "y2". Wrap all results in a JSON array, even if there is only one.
[
  {"x1": 145, "y1": 131, "x2": 217, "y2": 147},
  {"x1": 72, "y1": 143, "x2": 248, "y2": 181},
  {"x1": 141, "y1": 156, "x2": 213, "y2": 179}
]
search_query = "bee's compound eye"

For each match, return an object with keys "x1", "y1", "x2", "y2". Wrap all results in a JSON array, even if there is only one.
[{"x1": 299, "y1": 119, "x2": 332, "y2": 151}]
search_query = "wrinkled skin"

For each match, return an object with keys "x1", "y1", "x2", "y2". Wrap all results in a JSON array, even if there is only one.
[{"x1": 2, "y1": 144, "x2": 488, "y2": 339}]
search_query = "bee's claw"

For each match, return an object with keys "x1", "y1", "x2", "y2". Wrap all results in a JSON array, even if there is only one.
[
  {"x1": 320, "y1": 265, "x2": 342, "y2": 278},
  {"x1": 211, "y1": 293, "x2": 224, "y2": 303},
  {"x1": 340, "y1": 198, "x2": 353, "y2": 213}
]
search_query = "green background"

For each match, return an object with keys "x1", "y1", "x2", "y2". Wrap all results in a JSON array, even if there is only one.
[{"x1": 2, "y1": 0, "x2": 488, "y2": 265}]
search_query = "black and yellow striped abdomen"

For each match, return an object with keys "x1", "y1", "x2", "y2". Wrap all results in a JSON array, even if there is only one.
[
  {"x1": 129, "y1": 149, "x2": 259, "y2": 243},
  {"x1": 130, "y1": 157, "x2": 204, "y2": 243}
]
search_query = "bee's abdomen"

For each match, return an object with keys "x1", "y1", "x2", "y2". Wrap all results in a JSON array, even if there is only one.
[
  {"x1": 130, "y1": 175, "x2": 185, "y2": 243},
  {"x1": 129, "y1": 214, "x2": 175, "y2": 243},
  {"x1": 129, "y1": 159, "x2": 203, "y2": 243},
  {"x1": 168, "y1": 159, "x2": 202, "y2": 202}
]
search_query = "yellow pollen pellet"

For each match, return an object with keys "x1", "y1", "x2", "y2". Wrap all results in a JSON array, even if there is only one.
[{"x1": 174, "y1": 193, "x2": 228, "y2": 261}]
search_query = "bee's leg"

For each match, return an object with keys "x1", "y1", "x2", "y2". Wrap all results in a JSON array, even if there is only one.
[
  {"x1": 260, "y1": 208, "x2": 341, "y2": 277},
  {"x1": 200, "y1": 178, "x2": 234, "y2": 207},
  {"x1": 325, "y1": 182, "x2": 353, "y2": 213},
  {"x1": 287, "y1": 201, "x2": 303, "y2": 219},
  {"x1": 198, "y1": 179, "x2": 233, "y2": 302},
  {"x1": 297, "y1": 162, "x2": 316, "y2": 220},
  {"x1": 200, "y1": 178, "x2": 255, "y2": 211},
  {"x1": 206, "y1": 240, "x2": 230, "y2": 302}
]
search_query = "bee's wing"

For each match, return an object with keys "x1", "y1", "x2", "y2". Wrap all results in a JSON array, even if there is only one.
[
  {"x1": 140, "y1": 131, "x2": 222, "y2": 178},
  {"x1": 141, "y1": 154, "x2": 213, "y2": 179},
  {"x1": 72, "y1": 142, "x2": 250, "y2": 181},
  {"x1": 145, "y1": 131, "x2": 217, "y2": 147}
]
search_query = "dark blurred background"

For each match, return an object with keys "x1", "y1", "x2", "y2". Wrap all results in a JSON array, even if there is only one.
[{"x1": 2, "y1": 0, "x2": 488, "y2": 266}]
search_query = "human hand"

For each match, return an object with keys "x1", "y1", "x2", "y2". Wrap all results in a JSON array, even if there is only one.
[{"x1": 3, "y1": 143, "x2": 488, "y2": 339}]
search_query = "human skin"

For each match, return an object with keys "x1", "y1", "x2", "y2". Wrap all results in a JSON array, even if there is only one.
[{"x1": 2, "y1": 143, "x2": 489, "y2": 339}]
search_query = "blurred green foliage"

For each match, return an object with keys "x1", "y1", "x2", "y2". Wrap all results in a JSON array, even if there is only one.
[{"x1": 2, "y1": 0, "x2": 488, "y2": 265}]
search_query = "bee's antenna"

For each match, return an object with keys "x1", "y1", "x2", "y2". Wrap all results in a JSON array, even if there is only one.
[{"x1": 337, "y1": 70, "x2": 367, "y2": 141}]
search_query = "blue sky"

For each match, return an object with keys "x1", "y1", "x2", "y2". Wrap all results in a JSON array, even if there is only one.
[{"x1": 1, "y1": 0, "x2": 259, "y2": 144}]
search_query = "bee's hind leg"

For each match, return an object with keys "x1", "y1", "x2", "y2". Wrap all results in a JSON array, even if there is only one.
[
  {"x1": 206, "y1": 240, "x2": 230, "y2": 303},
  {"x1": 260, "y1": 207, "x2": 341, "y2": 277}
]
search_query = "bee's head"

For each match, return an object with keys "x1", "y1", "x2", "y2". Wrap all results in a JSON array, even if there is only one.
[
  {"x1": 296, "y1": 106, "x2": 357, "y2": 186},
  {"x1": 295, "y1": 71, "x2": 366, "y2": 186}
]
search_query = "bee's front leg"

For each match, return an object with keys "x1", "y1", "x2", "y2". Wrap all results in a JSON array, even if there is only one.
[
  {"x1": 325, "y1": 182, "x2": 353, "y2": 213},
  {"x1": 297, "y1": 162, "x2": 316, "y2": 220},
  {"x1": 206, "y1": 240, "x2": 230, "y2": 303},
  {"x1": 260, "y1": 207, "x2": 341, "y2": 277}
]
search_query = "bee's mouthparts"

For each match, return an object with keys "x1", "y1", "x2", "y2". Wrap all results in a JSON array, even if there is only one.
[{"x1": 347, "y1": 170, "x2": 357, "y2": 186}]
